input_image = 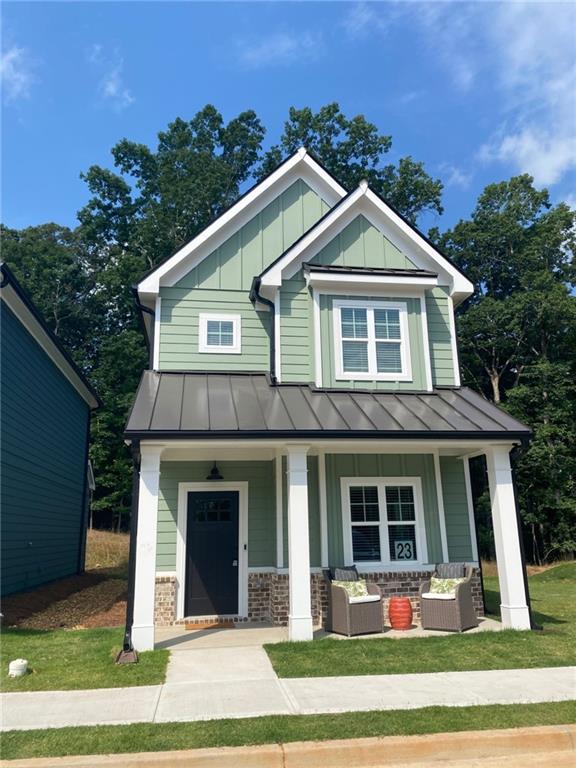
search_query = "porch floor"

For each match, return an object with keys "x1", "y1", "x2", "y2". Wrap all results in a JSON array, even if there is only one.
[{"x1": 155, "y1": 616, "x2": 501, "y2": 651}]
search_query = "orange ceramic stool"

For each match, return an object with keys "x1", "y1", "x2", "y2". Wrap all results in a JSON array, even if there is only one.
[{"x1": 388, "y1": 596, "x2": 413, "y2": 630}]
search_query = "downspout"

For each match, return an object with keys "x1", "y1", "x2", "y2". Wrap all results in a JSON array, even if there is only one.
[
  {"x1": 249, "y1": 276, "x2": 277, "y2": 384},
  {"x1": 131, "y1": 287, "x2": 155, "y2": 370},
  {"x1": 117, "y1": 440, "x2": 141, "y2": 663},
  {"x1": 76, "y1": 407, "x2": 92, "y2": 575},
  {"x1": 511, "y1": 442, "x2": 541, "y2": 630}
]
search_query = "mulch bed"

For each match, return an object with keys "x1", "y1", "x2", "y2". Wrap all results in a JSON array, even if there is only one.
[{"x1": 1, "y1": 571, "x2": 127, "y2": 630}]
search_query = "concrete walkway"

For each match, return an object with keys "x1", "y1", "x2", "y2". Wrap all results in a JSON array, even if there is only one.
[{"x1": 2, "y1": 639, "x2": 575, "y2": 730}]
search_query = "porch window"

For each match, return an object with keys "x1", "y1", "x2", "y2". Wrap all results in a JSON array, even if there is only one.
[
  {"x1": 198, "y1": 313, "x2": 241, "y2": 354},
  {"x1": 333, "y1": 299, "x2": 412, "y2": 381},
  {"x1": 343, "y1": 478, "x2": 425, "y2": 566}
]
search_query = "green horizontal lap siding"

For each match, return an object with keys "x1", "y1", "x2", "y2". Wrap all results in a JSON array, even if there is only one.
[
  {"x1": 157, "y1": 461, "x2": 276, "y2": 570},
  {"x1": 310, "y1": 215, "x2": 417, "y2": 270},
  {"x1": 279, "y1": 277, "x2": 313, "y2": 383},
  {"x1": 440, "y1": 457, "x2": 474, "y2": 561},
  {"x1": 320, "y1": 293, "x2": 427, "y2": 390},
  {"x1": 281, "y1": 456, "x2": 321, "y2": 567},
  {"x1": 426, "y1": 287, "x2": 456, "y2": 386},
  {"x1": 158, "y1": 289, "x2": 270, "y2": 370},
  {"x1": 0, "y1": 303, "x2": 89, "y2": 596},
  {"x1": 174, "y1": 180, "x2": 329, "y2": 292},
  {"x1": 325, "y1": 454, "x2": 443, "y2": 567}
]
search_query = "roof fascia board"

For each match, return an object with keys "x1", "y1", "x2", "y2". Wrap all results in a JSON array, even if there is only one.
[
  {"x1": 1, "y1": 284, "x2": 99, "y2": 409},
  {"x1": 262, "y1": 186, "x2": 474, "y2": 299},
  {"x1": 305, "y1": 271, "x2": 438, "y2": 289},
  {"x1": 137, "y1": 150, "x2": 346, "y2": 295}
]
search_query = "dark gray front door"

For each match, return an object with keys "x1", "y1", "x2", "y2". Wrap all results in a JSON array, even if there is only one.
[{"x1": 185, "y1": 491, "x2": 239, "y2": 616}]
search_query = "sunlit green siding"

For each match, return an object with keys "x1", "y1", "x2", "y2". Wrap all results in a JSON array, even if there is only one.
[
  {"x1": 280, "y1": 276, "x2": 314, "y2": 383},
  {"x1": 440, "y1": 456, "x2": 475, "y2": 561},
  {"x1": 427, "y1": 287, "x2": 456, "y2": 385},
  {"x1": 1, "y1": 303, "x2": 90, "y2": 596}
]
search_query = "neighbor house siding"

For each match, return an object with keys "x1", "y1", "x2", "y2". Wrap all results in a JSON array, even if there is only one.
[
  {"x1": 159, "y1": 289, "x2": 270, "y2": 371},
  {"x1": 324, "y1": 453, "x2": 444, "y2": 566},
  {"x1": 426, "y1": 287, "x2": 456, "y2": 386},
  {"x1": 157, "y1": 460, "x2": 276, "y2": 571},
  {"x1": 0, "y1": 303, "x2": 90, "y2": 596},
  {"x1": 440, "y1": 456, "x2": 475, "y2": 561},
  {"x1": 310, "y1": 215, "x2": 417, "y2": 270}
]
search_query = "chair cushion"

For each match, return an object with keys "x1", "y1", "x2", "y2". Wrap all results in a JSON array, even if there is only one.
[
  {"x1": 436, "y1": 563, "x2": 466, "y2": 578},
  {"x1": 349, "y1": 594, "x2": 381, "y2": 604},
  {"x1": 430, "y1": 576, "x2": 464, "y2": 594},
  {"x1": 330, "y1": 565, "x2": 359, "y2": 581},
  {"x1": 421, "y1": 592, "x2": 456, "y2": 601},
  {"x1": 333, "y1": 579, "x2": 368, "y2": 598}
]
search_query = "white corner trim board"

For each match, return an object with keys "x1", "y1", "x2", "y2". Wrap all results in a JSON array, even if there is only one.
[{"x1": 175, "y1": 481, "x2": 249, "y2": 621}]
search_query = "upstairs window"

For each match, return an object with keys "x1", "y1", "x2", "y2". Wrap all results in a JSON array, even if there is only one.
[
  {"x1": 333, "y1": 299, "x2": 411, "y2": 381},
  {"x1": 198, "y1": 313, "x2": 241, "y2": 354}
]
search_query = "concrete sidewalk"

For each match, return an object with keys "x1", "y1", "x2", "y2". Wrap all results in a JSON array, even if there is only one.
[{"x1": 2, "y1": 645, "x2": 575, "y2": 731}]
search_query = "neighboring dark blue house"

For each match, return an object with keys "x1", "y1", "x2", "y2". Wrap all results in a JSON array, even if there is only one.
[{"x1": 1, "y1": 263, "x2": 100, "y2": 596}]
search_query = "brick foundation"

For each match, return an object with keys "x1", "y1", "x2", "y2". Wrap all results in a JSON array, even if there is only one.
[{"x1": 154, "y1": 568, "x2": 484, "y2": 628}]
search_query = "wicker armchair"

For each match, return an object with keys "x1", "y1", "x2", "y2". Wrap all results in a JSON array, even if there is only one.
[
  {"x1": 419, "y1": 565, "x2": 478, "y2": 632},
  {"x1": 325, "y1": 569, "x2": 384, "y2": 637}
]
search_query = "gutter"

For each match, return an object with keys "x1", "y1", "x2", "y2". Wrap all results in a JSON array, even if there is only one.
[
  {"x1": 117, "y1": 440, "x2": 141, "y2": 663},
  {"x1": 131, "y1": 287, "x2": 155, "y2": 369},
  {"x1": 249, "y1": 276, "x2": 277, "y2": 383}
]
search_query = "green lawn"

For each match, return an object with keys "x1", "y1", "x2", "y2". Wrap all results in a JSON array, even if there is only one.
[
  {"x1": 266, "y1": 563, "x2": 576, "y2": 678},
  {"x1": 0, "y1": 628, "x2": 168, "y2": 692},
  {"x1": 2, "y1": 701, "x2": 575, "y2": 761}
]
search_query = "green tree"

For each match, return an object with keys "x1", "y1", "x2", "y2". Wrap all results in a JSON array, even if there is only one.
[{"x1": 259, "y1": 104, "x2": 443, "y2": 222}]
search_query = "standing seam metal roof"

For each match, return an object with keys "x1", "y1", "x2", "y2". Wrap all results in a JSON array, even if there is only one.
[{"x1": 125, "y1": 372, "x2": 531, "y2": 439}]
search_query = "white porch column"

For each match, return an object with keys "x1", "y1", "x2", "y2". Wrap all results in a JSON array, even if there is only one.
[
  {"x1": 286, "y1": 445, "x2": 313, "y2": 641},
  {"x1": 485, "y1": 446, "x2": 531, "y2": 630},
  {"x1": 132, "y1": 445, "x2": 162, "y2": 651}
]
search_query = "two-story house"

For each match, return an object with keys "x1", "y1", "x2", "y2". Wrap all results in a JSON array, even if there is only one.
[{"x1": 124, "y1": 149, "x2": 532, "y2": 651}]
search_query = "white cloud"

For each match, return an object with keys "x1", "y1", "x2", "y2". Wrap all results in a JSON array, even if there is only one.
[
  {"x1": 439, "y1": 163, "x2": 472, "y2": 190},
  {"x1": 237, "y1": 32, "x2": 323, "y2": 69},
  {"x1": 342, "y1": 2, "x2": 390, "y2": 38},
  {"x1": 87, "y1": 45, "x2": 134, "y2": 111},
  {"x1": 1, "y1": 45, "x2": 35, "y2": 102}
]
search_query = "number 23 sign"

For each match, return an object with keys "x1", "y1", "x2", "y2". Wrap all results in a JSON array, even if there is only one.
[{"x1": 394, "y1": 540, "x2": 414, "y2": 560}]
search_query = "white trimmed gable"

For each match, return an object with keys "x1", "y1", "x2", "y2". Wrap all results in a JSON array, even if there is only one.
[
  {"x1": 137, "y1": 149, "x2": 346, "y2": 301},
  {"x1": 259, "y1": 181, "x2": 474, "y2": 304}
]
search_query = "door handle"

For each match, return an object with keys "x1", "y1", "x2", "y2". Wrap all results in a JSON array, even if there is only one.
[{"x1": 232, "y1": 560, "x2": 238, "y2": 567}]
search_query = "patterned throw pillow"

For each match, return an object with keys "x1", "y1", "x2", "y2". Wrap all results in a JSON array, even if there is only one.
[
  {"x1": 436, "y1": 563, "x2": 466, "y2": 579},
  {"x1": 430, "y1": 577, "x2": 464, "y2": 594},
  {"x1": 333, "y1": 579, "x2": 369, "y2": 598}
]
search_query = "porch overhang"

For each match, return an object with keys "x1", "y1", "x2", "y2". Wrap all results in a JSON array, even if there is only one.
[{"x1": 125, "y1": 371, "x2": 531, "y2": 443}]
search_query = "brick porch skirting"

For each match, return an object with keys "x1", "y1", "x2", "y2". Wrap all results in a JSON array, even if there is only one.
[{"x1": 154, "y1": 569, "x2": 484, "y2": 628}]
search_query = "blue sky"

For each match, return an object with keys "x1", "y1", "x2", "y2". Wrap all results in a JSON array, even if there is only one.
[{"x1": 2, "y1": 1, "x2": 575, "y2": 233}]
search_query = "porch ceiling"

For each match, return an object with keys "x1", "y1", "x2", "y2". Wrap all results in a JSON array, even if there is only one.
[{"x1": 125, "y1": 372, "x2": 531, "y2": 442}]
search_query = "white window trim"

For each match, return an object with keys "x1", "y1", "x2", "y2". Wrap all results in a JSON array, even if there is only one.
[
  {"x1": 198, "y1": 313, "x2": 241, "y2": 354},
  {"x1": 333, "y1": 299, "x2": 412, "y2": 382},
  {"x1": 341, "y1": 476, "x2": 428, "y2": 568},
  {"x1": 176, "y1": 481, "x2": 248, "y2": 620}
]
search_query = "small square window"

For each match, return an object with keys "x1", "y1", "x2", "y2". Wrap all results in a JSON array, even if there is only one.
[{"x1": 199, "y1": 314, "x2": 241, "y2": 354}]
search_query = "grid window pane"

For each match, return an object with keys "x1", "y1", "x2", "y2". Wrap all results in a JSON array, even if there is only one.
[
  {"x1": 206, "y1": 320, "x2": 234, "y2": 347},
  {"x1": 388, "y1": 524, "x2": 417, "y2": 561},
  {"x1": 350, "y1": 486, "x2": 379, "y2": 522},
  {"x1": 352, "y1": 525, "x2": 381, "y2": 561},
  {"x1": 376, "y1": 342, "x2": 402, "y2": 373},
  {"x1": 342, "y1": 341, "x2": 369, "y2": 372},
  {"x1": 374, "y1": 308, "x2": 401, "y2": 340},
  {"x1": 341, "y1": 308, "x2": 368, "y2": 339},
  {"x1": 386, "y1": 486, "x2": 416, "y2": 521}
]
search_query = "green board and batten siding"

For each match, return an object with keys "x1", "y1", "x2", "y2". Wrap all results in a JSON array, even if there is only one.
[
  {"x1": 440, "y1": 456, "x2": 475, "y2": 561},
  {"x1": 0, "y1": 303, "x2": 90, "y2": 595},
  {"x1": 158, "y1": 180, "x2": 329, "y2": 370}
]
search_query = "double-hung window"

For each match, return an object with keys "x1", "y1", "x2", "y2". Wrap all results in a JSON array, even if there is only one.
[
  {"x1": 334, "y1": 299, "x2": 411, "y2": 381},
  {"x1": 342, "y1": 478, "x2": 426, "y2": 566},
  {"x1": 198, "y1": 313, "x2": 241, "y2": 354}
]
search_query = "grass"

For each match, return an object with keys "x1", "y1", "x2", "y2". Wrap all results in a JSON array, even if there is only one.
[
  {"x1": 0, "y1": 628, "x2": 168, "y2": 692},
  {"x1": 2, "y1": 701, "x2": 575, "y2": 761},
  {"x1": 266, "y1": 563, "x2": 576, "y2": 678}
]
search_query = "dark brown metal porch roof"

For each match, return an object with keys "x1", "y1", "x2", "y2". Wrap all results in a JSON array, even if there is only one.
[{"x1": 125, "y1": 372, "x2": 531, "y2": 440}]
